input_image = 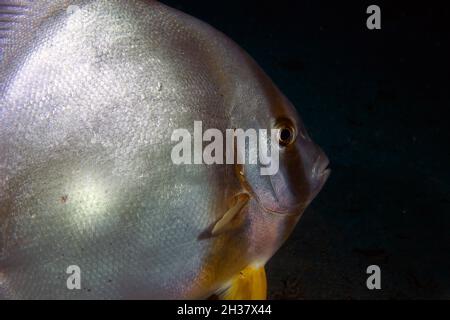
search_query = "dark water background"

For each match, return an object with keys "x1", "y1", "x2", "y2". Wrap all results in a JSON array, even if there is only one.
[{"x1": 161, "y1": 0, "x2": 450, "y2": 299}]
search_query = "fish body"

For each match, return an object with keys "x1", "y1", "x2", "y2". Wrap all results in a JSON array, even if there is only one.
[{"x1": 0, "y1": 0, "x2": 329, "y2": 299}]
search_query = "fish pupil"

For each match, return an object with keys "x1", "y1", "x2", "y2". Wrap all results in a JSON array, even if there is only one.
[{"x1": 279, "y1": 127, "x2": 293, "y2": 145}]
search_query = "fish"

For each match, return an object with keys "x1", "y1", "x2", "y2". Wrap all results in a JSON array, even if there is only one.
[{"x1": 0, "y1": 0, "x2": 330, "y2": 299}]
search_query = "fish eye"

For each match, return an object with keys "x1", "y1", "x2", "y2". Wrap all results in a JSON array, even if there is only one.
[{"x1": 275, "y1": 120, "x2": 296, "y2": 147}]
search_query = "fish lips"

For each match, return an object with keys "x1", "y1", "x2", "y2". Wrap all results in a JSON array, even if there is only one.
[{"x1": 259, "y1": 156, "x2": 330, "y2": 216}]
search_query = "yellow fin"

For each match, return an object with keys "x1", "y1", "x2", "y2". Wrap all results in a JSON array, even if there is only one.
[
  {"x1": 219, "y1": 265, "x2": 267, "y2": 300},
  {"x1": 211, "y1": 193, "x2": 249, "y2": 236}
]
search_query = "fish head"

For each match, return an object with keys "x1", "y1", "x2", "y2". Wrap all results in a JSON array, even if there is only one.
[
  {"x1": 265, "y1": 97, "x2": 330, "y2": 215},
  {"x1": 228, "y1": 81, "x2": 331, "y2": 265},
  {"x1": 236, "y1": 86, "x2": 330, "y2": 218}
]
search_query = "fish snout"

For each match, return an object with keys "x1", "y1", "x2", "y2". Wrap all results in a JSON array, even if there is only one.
[
  {"x1": 309, "y1": 149, "x2": 331, "y2": 200},
  {"x1": 262, "y1": 137, "x2": 330, "y2": 215},
  {"x1": 287, "y1": 135, "x2": 330, "y2": 210}
]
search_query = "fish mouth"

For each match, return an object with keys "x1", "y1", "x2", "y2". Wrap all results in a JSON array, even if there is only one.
[
  {"x1": 235, "y1": 154, "x2": 330, "y2": 216},
  {"x1": 312, "y1": 154, "x2": 331, "y2": 190},
  {"x1": 259, "y1": 154, "x2": 330, "y2": 216}
]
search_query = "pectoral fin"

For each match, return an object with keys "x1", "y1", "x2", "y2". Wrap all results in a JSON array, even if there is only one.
[
  {"x1": 211, "y1": 193, "x2": 249, "y2": 236},
  {"x1": 219, "y1": 265, "x2": 267, "y2": 300}
]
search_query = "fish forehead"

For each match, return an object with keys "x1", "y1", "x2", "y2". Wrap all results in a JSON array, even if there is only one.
[{"x1": 0, "y1": 1, "x2": 256, "y2": 299}]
